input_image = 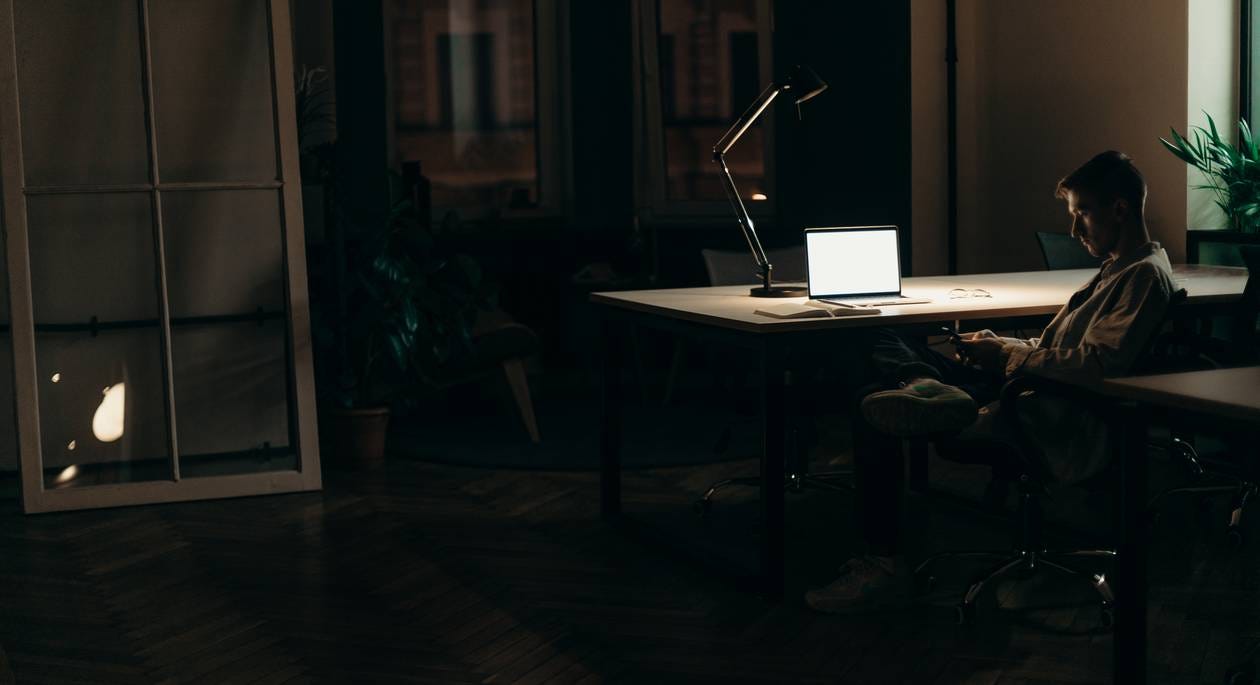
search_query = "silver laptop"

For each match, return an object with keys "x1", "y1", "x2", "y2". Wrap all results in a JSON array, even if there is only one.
[{"x1": 805, "y1": 225, "x2": 931, "y2": 306}]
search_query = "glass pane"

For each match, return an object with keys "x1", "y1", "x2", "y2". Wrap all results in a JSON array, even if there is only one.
[
  {"x1": 0, "y1": 333, "x2": 14, "y2": 483},
  {"x1": 171, "y1": 321, "x2": 293, "y2": 477},
  {"x1": 162, "y1": 191, "x2": 286, "y2": 318},
  {"x1": 658, "y1": 0, "x2": 766, "y2": 202},
  {"x1": 163, "y1": 190, "x2": 293, "y2": 477},
  {"x1": 25, "y1": 194, "x2": 171, "y2": 487},
  {"x1": 13, "y1": 0, "x2": 150, "y2": 186},
  {"x1": 37, "y1": 331, "x2": 172, "y2": 489},
  {"x1": 26, "y1": 194, "x2": 159, "y2": 323},
  {"x1": 0, "y1": 226, "x2": 15, "y2": 487},
  {"x1": 149, "y1": 0, "x2": 277, "y2": 182},
  {"x1": 392, "y1": 0, "x2": 539, "y2": 209},
  {"x1": 1200, "y1": 241, "x2": 1247, "y2": 268}
]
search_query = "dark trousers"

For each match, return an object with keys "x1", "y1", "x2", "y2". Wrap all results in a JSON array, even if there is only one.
[{"x1": 853, "y1": 329, "x2": 1001, "y2": 555}]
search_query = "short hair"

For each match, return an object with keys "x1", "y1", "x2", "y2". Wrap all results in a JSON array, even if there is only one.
[{"x1": 1054, "y1": 150, "x2": 1147, "y2": 221}]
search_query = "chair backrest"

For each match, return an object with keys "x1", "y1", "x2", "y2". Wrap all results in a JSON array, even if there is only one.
[
  {"x1": 700, "y1": 246, "x2": 806, "y2": 286},
  {"x1": 1035, "y1": 231, "x2": 1104, "y2": 270}
]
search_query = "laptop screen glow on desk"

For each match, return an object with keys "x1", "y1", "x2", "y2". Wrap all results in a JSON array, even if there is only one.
[{"x1": 806, "y1": 226, "x2": 902, "y2": 298}]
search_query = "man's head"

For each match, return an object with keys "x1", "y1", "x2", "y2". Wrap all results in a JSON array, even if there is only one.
[{"x1": 1055, "y1": 151, "x2": 1149, "y2": 258}]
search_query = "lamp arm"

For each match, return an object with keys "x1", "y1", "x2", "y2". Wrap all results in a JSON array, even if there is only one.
[
  {"x1": 714, "y1": 83, "x2": 782, "y2": 156},
  {"x1": 715, "y1": 151, "x2": 771, "y2": 285}
]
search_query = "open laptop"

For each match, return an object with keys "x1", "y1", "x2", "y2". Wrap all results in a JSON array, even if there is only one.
[{"x1": 805, "y1": 225, "x2": 931, "y2": 306}]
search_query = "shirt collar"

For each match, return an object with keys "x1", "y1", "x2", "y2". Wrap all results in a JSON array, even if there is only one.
[{"x1": 1100, "y1": 241, "x2": 1165, "y2": 279}]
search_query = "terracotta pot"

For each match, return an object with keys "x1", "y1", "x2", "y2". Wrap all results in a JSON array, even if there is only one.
[{"x1": 326, "y1": 407, "x2": 391, "y2": 469}]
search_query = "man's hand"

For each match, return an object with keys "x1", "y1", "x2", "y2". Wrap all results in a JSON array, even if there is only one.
[
  {"x1": 955, "y1": 336, "x2": 1006, "y2": 371},
  {"x1": 958, "y1": 329, "x2": 998, "y2": 342}
]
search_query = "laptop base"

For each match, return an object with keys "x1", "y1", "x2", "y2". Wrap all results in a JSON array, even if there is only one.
[{"x1": 818, "y1": 296, "x2": 932, "y2": 307}]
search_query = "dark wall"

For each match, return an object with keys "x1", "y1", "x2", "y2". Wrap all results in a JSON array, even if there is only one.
[
  {"x1": 331, "y1": 0, "x2": 389, "y2": 227},
  {"x1": 570, "y1": 0, "x2": 633, "y2": 232},
  {"x1": 773, "y1": 1, "x2": 913, "y2": 273}
]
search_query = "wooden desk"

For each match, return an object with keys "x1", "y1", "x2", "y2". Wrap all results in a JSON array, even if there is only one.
[
  {"x1": 1096, "y1": 367, "x2": 1260, "y2": 684},
  {"x1": 592, "y1": 265, "x2": 1249, "y2": 596},
  {"x1": 593, "y1": 264, "x2": 1246, "y2": 333}
]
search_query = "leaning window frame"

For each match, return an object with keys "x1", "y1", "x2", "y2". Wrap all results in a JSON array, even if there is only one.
[
  {"x1": 382, "y1": 0, "x2": 572, "y2": 222},
  {"x1": 632, "y1": 0, "x2": 775, "y2": 223}
]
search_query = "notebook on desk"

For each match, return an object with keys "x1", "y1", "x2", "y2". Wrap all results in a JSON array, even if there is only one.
[{"x1": 805, "y1": 225, "x2": 931, "y2": 306}]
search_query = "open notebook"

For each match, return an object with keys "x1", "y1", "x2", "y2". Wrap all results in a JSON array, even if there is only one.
[{"x1": 754, "y1": 301, "x2": 881, "y2": 319}]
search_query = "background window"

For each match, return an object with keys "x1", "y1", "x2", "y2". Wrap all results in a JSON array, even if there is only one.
[
  {"x1": 392, "y1": 0, "x2": 540, "y2": 212},
  {"x1": 656, "y1": 0, "x2": 767, "y2": 204}
]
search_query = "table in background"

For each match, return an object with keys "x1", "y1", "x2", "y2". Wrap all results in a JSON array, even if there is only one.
[{"x1": 1098, "y1": 367, "x2": 1260, "y2": 684}]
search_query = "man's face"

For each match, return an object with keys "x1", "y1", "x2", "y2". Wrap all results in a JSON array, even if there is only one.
[{"x1": 1066, "y1": 190, "x2": 1124, "y2": 257}]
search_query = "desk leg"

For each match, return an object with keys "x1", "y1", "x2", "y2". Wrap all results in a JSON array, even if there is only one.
[
  {"x1": 1115, "y1": 401, "x2": 1148, "y2": 683},
  {"x1": 601, "y1": 318, "x2": 623, "y2": 520},
  {"x1": 908, "y1": 439, "x2": 930, "y2": 493},
  {"x1": 761, "y1": 350, "x2": 786, "y2": 597}
]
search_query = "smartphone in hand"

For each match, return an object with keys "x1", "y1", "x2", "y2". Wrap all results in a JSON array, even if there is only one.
[{"x1": 940, "y1": 325, "x2": 971, "y2": 363}]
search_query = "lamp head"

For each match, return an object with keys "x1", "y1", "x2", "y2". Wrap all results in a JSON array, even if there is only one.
[{"x1": 781, "y1": 64, "x2": 827, "y2": 105}]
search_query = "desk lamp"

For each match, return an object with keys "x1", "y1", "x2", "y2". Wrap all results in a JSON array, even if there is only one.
[{"x1": 714, "y1": 64, "x2": 827, "y2": 297}]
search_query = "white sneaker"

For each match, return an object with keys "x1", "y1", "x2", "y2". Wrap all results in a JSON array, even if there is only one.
[
  {"x1": 804, "y1": 555, "x2": 909, "y2": 614},
  {"x1": 860, "y1": 378, "x2": 977, "y2": 438}
]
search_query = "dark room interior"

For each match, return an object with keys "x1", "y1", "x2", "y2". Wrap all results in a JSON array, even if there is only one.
[{"x1": 2, "y1": 1, "x2": 1260, "y2": 683}]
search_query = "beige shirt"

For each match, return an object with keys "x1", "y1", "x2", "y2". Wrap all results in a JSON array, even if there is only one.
[{"x1": 967, "y1": 241, "x2": 1177, "y2": 483}]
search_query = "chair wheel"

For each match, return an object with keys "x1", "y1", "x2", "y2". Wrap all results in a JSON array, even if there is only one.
[
  {"x1": 693, "y1": 498, "x2": 712, "y2": 515},
  {"x1": 1225, "y1": 660, "x2": 1256, "y2": 685},
  {"x1": 1099, "y1": 605, "x2": 1114, "y2": 629},
  {"x1": 955, "y1": 602, "x2": 976, "y2": 625}
]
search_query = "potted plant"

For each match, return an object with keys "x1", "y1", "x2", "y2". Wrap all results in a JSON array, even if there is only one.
[
  {"x1": 1160, "y1": 113, "x2": 1260, "y2": 263},
  {"x1": 315, "y1": 173, "x2": 492, "y2": 468}
]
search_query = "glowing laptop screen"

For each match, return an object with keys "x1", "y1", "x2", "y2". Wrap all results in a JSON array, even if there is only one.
[{"x1": 806, "y1": 226, "x2": 902, "y2": 298}]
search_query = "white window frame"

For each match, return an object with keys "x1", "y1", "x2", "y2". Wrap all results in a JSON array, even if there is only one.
[
  {"x1": 0, "y1": 0, "x2": 321, "y2": 513},
  {"x1": 632, "y1": 0, "x2": 775, "y2": 222}
]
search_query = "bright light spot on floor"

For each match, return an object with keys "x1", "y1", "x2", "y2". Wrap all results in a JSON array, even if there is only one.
[
  {"x1": 53, "y1": 464, "x2": 78, "y2": 484},
  {"x1": 50, "y1": 372, "x2": 61, "y2": 383},
  {"x1": 751, "y1": 193, "x2": 768, "y2": 201},
  {"x1": 92, "y1": 382, "x2": 125, "y2": 442},
  {"x1": 67, "y1": 440, "x2": 76, "y2": 450}
]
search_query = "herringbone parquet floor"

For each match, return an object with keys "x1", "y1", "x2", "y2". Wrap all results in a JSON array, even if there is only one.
[{"x1": 1, "y1": 445, "x2": 1258, "y2": 684}]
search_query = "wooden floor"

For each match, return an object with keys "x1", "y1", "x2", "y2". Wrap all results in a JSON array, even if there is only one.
[{"x1": 1, "y1": 447, "x2": 1258, "y2": 684}]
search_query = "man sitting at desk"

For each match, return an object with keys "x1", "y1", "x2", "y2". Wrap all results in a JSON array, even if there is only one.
[{"x1": 806, "y1": 150, "x2": 1178, "y2": 614}]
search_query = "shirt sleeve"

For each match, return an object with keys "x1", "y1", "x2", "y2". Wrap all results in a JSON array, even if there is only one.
[{"x1": 999, "y1": 263, "x2": 1173, "y2": 381}]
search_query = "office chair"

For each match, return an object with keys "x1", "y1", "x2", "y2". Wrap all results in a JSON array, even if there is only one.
[
  {"x1": 916, "y1": 375, "x2": 1121, "y2": 625},
  {"x1": 700, "y1": 246, "x2": 807, "y2": 286},
  {"x1": 691, "y1": 246, "x2": 854, "y2": 511},
  {"x1": 1148, "y1": 245, "x2": 1260, "y2": 547},
  {"x1": 661, "y1": 247, "x2": 807, "y2": 406},
  {"x1": 1035, "y1": 231, "x2": 1105, "y2": 270},
  {"x1": 916, "y1": 290, "x2": 1195, "y2": 625}
]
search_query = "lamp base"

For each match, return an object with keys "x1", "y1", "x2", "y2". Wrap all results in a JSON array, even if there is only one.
[{"x1": 749, "y1": 285, "x2": 808, "y2": 298}]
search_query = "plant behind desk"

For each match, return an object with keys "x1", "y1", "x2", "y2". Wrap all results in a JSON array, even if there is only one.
[{"x1": 314, "y1": 172, "x2": 494, "y2": 466}]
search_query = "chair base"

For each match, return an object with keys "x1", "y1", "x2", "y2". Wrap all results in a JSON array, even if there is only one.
[
  {"x1": 696, "y1": 469, "x2": 852, "y2": 513},
  {"x1": 915, "y1": 547, "x2": 1116, "y2": 625}
]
